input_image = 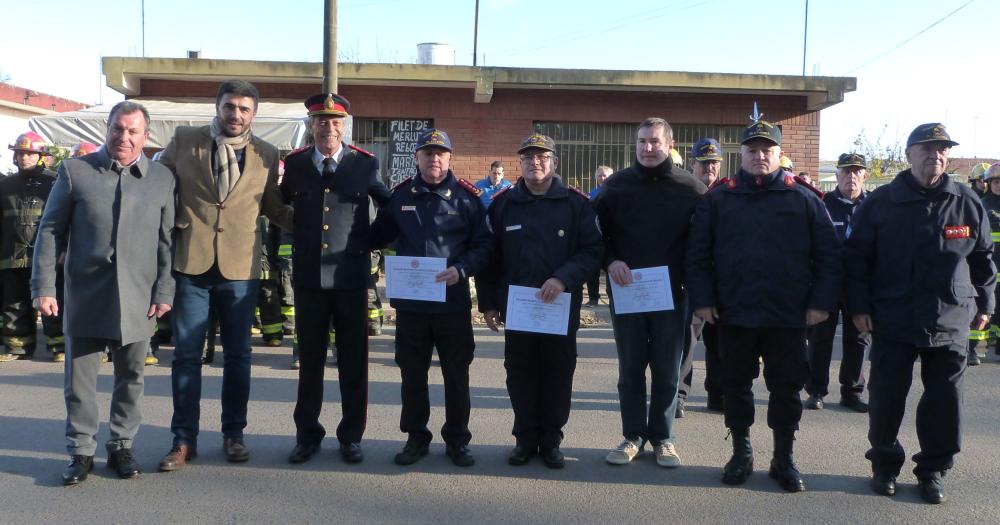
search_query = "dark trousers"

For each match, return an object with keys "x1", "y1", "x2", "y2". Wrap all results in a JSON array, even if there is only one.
[
  {"x1": 866, "y1": 338, "x2": 965, "y2": 478},
  {"x1": 806, "y1": 307, "x2": 869, "y2": 398},
  {"x1": 718, "y1": 325, "x2": 808, "y2": 431},
  {"x1": 293, "y1": 286, "x2": 368, "y2": 445},
  {"x1": 170, "y1": 269, "x2": 259, "y2": 446},
  {"x1": 395, "y1": 309, "x2": 475, "y2": 447},
  {"x1": 504, "y1": 330, "x2": 577, "y2": 450},
  {"x1": 586, "y1": 270, "x2": 601, "y2": 303},
  {"x1": 257, "y1": 278, "x2": 284, "y2": 341},
  {"x1": 2, "y1": 268, "x2": 64, "y2": 352},
  {"x1": 610, "y1": 302, "x2": 687, "y2": 444},
  {"x1": 679, "y1": 314, "x2": 723, "y2": 400}
]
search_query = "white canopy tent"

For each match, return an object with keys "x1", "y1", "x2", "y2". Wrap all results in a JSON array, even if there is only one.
[{"x1": 27, "y1": 98, "x2": 327, "y2": 151}]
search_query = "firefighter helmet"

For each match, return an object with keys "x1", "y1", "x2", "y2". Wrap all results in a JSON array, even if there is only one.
[
  {"x1": 779, "y1": 155, "x2": 794, "y2": 170},
  {"x1": 985, "y1": 163, "x2": 1000, "y2": 182},
  {"x1": 8, "y1": 131, "x2": 48, "y2": 154},
  {"x1": 71, "y1": 142, "x2": 99, "y2": 157},
  {"x1": 970, "y1": 162, "x2": 992, "y2": 181}
]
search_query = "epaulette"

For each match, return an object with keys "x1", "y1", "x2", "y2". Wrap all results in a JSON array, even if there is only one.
[
  {"x1": 569, "y1": 185, "x2": 590, "y2": 199},
  {"x1": 391, "y1": 175, "x2": 414, "y2": 192},
  {"x1": 286, "y1": 145, "x2": 310, "y2": 157},
  {"x1": 491, "y1": 186, "x2": 513, "y2": 201},
  {"x1": 708, "y1": 177, "x2": 730, "y2": 192},
  {"x1": 456, "y1": 177, "x2": 483, "y2": 197},
  {"x1": 349, "y1": 144, "x2": 374, "y2": 157},
  {"x1": 792, "y1": 174, "x2": 824, "y2": 199}
]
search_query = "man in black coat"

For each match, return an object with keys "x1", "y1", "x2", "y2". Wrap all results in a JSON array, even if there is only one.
[
  {"x1": 687, "y1": 117, "x2": 841, "y2": 492},
  {"x1": 845, "y1": 123, "x2": 995, "y2": 504}
]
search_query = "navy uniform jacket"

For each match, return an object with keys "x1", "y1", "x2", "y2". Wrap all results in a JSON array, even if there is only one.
[
  {"x1": 370, "y1": 170, "x2": 493, "y2": 313},
  {"x1": 592, "y1": 160, "x2": 706, "y2": 298},
  {"x1": 280, "y1": 144, "x2": 391, "y2": 290},
  {"x1": 823, "y1": 187, "x2": 866, "y2": 243},
  {"x1": 476, "y1": 177, "x2": 603, "y2": 328},
  {"x1": 686, "y1": 169, "x2": 841, "y2": 328},
  {"x1": 844, "y1": 170, "x2": 996, "y2": 349}
]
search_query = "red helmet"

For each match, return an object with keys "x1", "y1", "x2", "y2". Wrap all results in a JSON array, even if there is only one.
[
  {"x1": 71, "y1": 142, "x2": 100, "y2": 157},
  {"x1": 8, "y1": 131, "x2": 48, "y2": 154}
]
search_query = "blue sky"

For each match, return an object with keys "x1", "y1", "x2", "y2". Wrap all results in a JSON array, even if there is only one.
[{"x1": 2, "y1": 0, "x2": 997, "y2": 159}]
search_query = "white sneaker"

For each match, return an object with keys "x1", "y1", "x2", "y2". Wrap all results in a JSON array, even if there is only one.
[
  {"x1": 606, "y1": 439, "x2": 642, "y2": 465},
  {"x1": 655, "y1": 442, "x2": 681, "y2": 468}
]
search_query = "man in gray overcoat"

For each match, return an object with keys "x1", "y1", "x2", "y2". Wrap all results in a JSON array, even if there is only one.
[{"x1": 31, "y1": 101, "x2": 175, "y2": 486}]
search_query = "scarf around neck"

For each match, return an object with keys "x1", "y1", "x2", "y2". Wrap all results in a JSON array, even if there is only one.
[{"x1": 210, "y1": 116, "x2": 252, "y2": 201}]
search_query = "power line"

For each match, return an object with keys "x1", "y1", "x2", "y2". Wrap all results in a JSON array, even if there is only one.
[{"x1": 845, "y1": 0, "x2": 976, "y2": 75}]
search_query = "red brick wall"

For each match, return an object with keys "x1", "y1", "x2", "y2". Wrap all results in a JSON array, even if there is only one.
[{"x1": 139, "y1": 80, "x2": 822, "y2": 182}]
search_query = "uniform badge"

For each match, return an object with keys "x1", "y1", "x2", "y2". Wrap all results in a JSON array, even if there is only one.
[
  {"x1": 506, "y1": 225, "x2": 522, "y2": 232},
  {"x1": 401, "y1": 205, "x2": 416, "y2": 211},
  {"x1": 943, "y1": 225, "x2": 970, "y2": 239}
]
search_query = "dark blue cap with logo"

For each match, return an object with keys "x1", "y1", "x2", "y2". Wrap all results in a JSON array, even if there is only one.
[
  {"x1": 518, "y1": 133, "x2": 556, "y2": 154},
  {"x1": 691, "y1": 138, "x2": 723, "y2": 161},
  {"x1": 906, "y1": 123, "x2": 959, "y2": 148},
  {"x1": 416, "y1": 128, "x2": 453, "y2": 152},
  {"x1": 740, "y1": 120, "x2": 782, "y2": 146}
]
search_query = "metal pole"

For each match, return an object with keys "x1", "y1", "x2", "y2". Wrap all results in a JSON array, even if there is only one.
[
  {"x1": 141, "y1": 0, "x2": 146, "y2": 57},
  {"x1": 473, "y1": 0, "x2": 480, "y2": 66},
  {"x1": 324, "y1": 0, "x2": 338, "y2": 92},
  {"x1": 801, "y1": 0, "x2": 809, "y2": 76}
]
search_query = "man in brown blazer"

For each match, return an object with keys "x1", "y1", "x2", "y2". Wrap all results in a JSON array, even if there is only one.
[{"x1": 156, "y1": 80, "x2": 293, "y2": 471}]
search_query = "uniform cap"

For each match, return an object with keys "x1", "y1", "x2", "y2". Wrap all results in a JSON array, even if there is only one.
[
  {"x1": 837, "y1": 153, "x2": 867, "y2": 169},
  {"x1": 906, "y1": 122, "x2": 958, "y2": 148},
  {"x1": 415, "y1": 128, "x2": 453, "y2": 152},
  {"x1": 304, "y1": 93, "x2": 351, "y2": 117},
  {"x1": 691, "y1": 138, "x2": 723, "y2": 161},
  {"x1": 740, "y1": 120, "x2": 782, "y2": 146},
  {"x1": 518, "y1": 133, "x2": 556, "y2": 154}
]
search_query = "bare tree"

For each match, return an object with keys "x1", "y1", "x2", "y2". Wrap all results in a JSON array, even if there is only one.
[{"x1": 851, "y1": 126, "x2": 908, "y2": 180}]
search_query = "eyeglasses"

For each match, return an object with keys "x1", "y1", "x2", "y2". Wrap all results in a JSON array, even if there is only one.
[{"x1": 520, "y1": 153, "x2": 553, "y2": 163}]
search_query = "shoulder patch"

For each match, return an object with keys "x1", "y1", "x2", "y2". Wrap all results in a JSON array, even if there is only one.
[
  {"x1": 391, "y1": 175, "x2": 414, "y2": 192},
  {"x1": 456, "y1": 177, "x2": 483, "y2": 197},
  {"x1": 793, "y1": 175, "x2": 824, "y2": 199},
  {"x1": 491, "y1": 186, "x2": 513, "y2": 201},
  {"x1": 707, "y1": 178, "x2": 730, "y2": 192},
  {"x1": 286, "y1": 146, "x2": 310, "y2": 157},
  {"x1": 569, "y1": 185, "x2": 590, "y2": 200},
  {"x1": 348, "y1": 144, "x2": 374, "y2": 157}
]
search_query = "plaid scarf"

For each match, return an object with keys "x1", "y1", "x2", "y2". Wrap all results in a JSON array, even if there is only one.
[{"x1": 210, "y1": 117, "x2": 252, "y2": 201}]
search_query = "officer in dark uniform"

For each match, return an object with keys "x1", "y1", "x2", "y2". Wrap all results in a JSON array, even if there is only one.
[
  {"x1": 980, "y1": 163, "x2": 1000, "y2": 363},
  {"x1": 370, "y1": 128, "x2": 492, "y2": 467},
  {"x1": 845, "y1": 123, "x2": 995, "y2": 504},
  {"x1": 255, "y1": 215, "x2": 284, "y2": 346},
  {"x1": 282, "y1": 93, "x2": 391, "y2": 465},
  {"x1": 678, "y1": 138, "x2": 726, "y2": 416},
  {"x1": 477, "y1": 133, "x2": 602, "y2": 469},
  {"x1": 686, "y1": 115, "x2": 841, "y2": 492},
  {"x1": 804, "y1": 153, "x2": 872, "y2": 413},
  {"x1": 0, "y1": 131, "x2": 64, "y2": 362}
]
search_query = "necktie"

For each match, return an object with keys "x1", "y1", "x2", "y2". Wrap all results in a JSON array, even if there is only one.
[{"x1": 322, "y1": 157, "x2": 334, "y2": 180}]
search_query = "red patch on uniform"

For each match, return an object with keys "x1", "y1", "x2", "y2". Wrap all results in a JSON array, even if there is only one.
[
  {"x1": 725, "y1": 178, "x2": 737, "y2": 189},
  {"x1": 943, "y1": 225, "x2": 970, "y2": 239},
  {"x1": 784, "y1": 174, "x2": 795, "y2": 187}
]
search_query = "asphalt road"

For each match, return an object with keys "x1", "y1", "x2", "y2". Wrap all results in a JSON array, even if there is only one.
[{"x1": 1, "y1": 311, "x2": 998, "y2": 524}]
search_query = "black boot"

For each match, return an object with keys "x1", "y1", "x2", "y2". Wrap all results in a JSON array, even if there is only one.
[
  {"x1": 722, "y1": 428, "x2": 753, "y2": 485},
  {"x1": 769, "y1": 429, "x2": 806, "y2": 492}
]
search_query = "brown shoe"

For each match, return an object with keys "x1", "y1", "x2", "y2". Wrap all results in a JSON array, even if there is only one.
[
  {"x1": 223, "y1": 437, "x2": 250, "y2": 463},
  {"x1": 159, "y1": 444, "x2": 196, "y2": 472}
]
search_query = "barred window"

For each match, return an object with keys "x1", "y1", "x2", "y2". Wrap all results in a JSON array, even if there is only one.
[{"x1": 534, "y1": 122, "x2": 744, "y2": 192}]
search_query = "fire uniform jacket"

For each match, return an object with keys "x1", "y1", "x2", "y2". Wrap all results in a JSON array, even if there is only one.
[
  {"x1": 824, "y1": 187, "x2": 867, "y2": 243},
  {"x1": 844, "y1": 170, "x2": 996, "y2": 349},
  {"x1": 591, "y1": 160, "x2": 706, "y2": 296},
  {"x1": 979, "y1": 192, "x2": 1000, "y2": 266},
  {"x1": 370, "y1": 170, "x2": 493, "y2": 314},
  {"x1": 280, "y1": 144, "x2": 391, "y2": 290},
  {"x1": 0, "y1": 166, "x2": 57, "y2": 269},
  {"x1": 686, "y1": 168, "x2": 842, "y2": 328},
  {"x1": 476, "y1": 177, "x2": 603, "y2": 322}
]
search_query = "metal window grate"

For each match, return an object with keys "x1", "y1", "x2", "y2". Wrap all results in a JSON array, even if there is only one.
[{"x1": 534, "y1": 121, "x2": 743, "y2": 192}]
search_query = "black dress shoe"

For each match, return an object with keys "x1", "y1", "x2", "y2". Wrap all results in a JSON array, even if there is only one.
[
  {"x1": 62, "y1": 455, "x2": 94, "y2": 485},
  {"x1": 871, "y1": 472, "x2": 896, "y2": 496},
  {"x1": 223, "y1": 437, "x2": 250, "y2": 463},
  {"x1": 107, "y1": 449, "x2": 141, "y2": 479},
  {"x1": 288, "y1": 442, "x2": 320, "y2": 464},
  {"x1": 918, "y1": 477, "x2": 946, "y2": 504},
  {"x1": 394, "y1": 442, "x2": 429, "y2": 466},
  {"x1": 839, "y1": 396, "x2": 869, "y2": 413},
  {"x1": 446, "y1": 445, "x2": 475, "y2": 467},
  {"x1": 675, "y1": 398, "x2": 686, "y2": 419},
  {"x1": 508, "y1": 445, "x2": 536, "y2": 466},
  {"x1": 804, "y1": 394, "x2": 824, "y2": 410},
  {"x1": 340, "y1": 442, "x2": 363, "y2": 463},
  {"x1": 540, "y1": 448, "x2": 565, "y2": 469}
]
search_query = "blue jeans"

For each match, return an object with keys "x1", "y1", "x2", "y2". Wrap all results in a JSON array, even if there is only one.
[{"x1": 170, "y1": 268, "x2": 260, "y2": 447}]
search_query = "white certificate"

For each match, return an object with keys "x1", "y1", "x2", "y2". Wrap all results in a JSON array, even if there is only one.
[
  {"x1": 385, "y1": 256, "x2": 447, "y2": 302},
  {"x1": 609, "y1": 266, "x2": 674, "y2": 314},
  {"x1": 504, "y1": 285, "x2": 572, "y2": 336}
]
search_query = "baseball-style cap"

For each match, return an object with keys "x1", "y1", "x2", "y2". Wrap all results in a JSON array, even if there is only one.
[
  {"x1": 740, "y1": 120, "x2": 782, "y2": 146},
  {"x1": 415, "y1": 128, "x2": 453, "y2": 152},
  {"x1": 906, "y1": 123, "x2": 958, "y2": 148},
  {"x1": 692, "y1": 138, "x2": 722, "y2": 161},
  {"x1": 837, "y1": 153, "x2": 867, "y2": 169},
  {"x1": 304, "y1": 93, "x2": 351, "y2": 117},
  {"x1": 518, "y1": 133, "x2": 556, "y2": 154}
]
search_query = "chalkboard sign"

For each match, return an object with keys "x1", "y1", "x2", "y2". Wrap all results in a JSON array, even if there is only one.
[{"x1": 387, "y1": 119, "x2": 432, "y2": 187}]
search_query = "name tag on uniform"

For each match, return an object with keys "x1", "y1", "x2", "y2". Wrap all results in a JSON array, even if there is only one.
[
  {"x1": 506, "y1": 224, "x2": 522, "y2": 232},
  {"x1": 832, "y1": 221, "x2": 844, "y2": 227},
  {"x1": 401, "y1": 205, "x2": 416, "y2": 212},
  {"x1": 944, "y1": 225, "x2": 970, "y2": 239},
  {"x1": 447, "y1": 210, "x2": 460, "y2": 216}
]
